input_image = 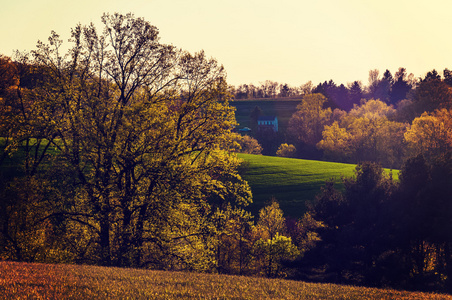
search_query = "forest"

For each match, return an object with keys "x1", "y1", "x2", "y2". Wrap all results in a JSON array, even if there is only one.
[{"x1": 1, "y1": 13, "x2": 452, "y2": 294}]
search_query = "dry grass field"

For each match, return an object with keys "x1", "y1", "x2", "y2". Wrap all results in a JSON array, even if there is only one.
[{"x1": 1, "y1": 261, "x2": 450, "y2": 299}]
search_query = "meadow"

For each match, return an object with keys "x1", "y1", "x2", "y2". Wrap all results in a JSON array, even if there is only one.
[
  {"x1": 1, "y1": 261, "x2": 449, "y2": 299},
  {"x1": 238, "y1": 153, "x2": 398, "y2": 218}
]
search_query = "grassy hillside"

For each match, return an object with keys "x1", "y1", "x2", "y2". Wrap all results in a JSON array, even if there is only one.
[
  {"x1": 238, "y1": 153, "x2": 398, "y2": 218},
  {"x1": 1, "y1": 261, "x2": 449, "y2": 299}
]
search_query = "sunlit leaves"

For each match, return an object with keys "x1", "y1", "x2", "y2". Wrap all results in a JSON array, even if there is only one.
[
  {"x1": 1, "y1": 13, "x2": 252, "y2": 269},
  {"x1": 287, "y1": 93, "x2": 332, "y2": 147},
  {"x1": 405, "y1": 108, "x2": 452, "y2": 160},
  {"x1": 276, "y1": 143, "x2": 296, "y2": 158},
  {"x1": 317, "y1": 99, "x2": 408, "y2": 167}
]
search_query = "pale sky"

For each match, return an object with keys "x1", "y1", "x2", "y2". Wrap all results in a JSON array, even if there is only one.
[{"x1": 1, "y1": 0, "x2": 452, "y2": 87}]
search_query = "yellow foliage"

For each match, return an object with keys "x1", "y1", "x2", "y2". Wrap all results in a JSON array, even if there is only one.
[
  {"x1": 276, "y1": 143, "x2": 296, "y2": 158},
  {"x1": 349, "y1": 99, "x2": 396, "y2": 119},
  {"x1": 317, "y1": 121, "x2": 352, "y2": 160},
  {"x1": 288, "y1": 93, "x2": 332, "y2": 146},
  {"x1": 317, "y1": 102, "x2": 408, "y2": 167},
  {"x1": 405, "y1": 108, "x2": 452, "y2": 158}
]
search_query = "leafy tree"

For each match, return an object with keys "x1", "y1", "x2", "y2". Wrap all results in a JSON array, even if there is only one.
[
  {"x1": 213, "y1": 204, "x2": 254, "y2": 275},
  {"x1": 276, "y1": 143, "x2": 296, "y2": 158},
  {"x1": 3, "y1": 13, "x2": 252, "y2": 269},
  {"x1": 279, "y1": 83, "x2": 290, "y2": 97},
  {"x1": 349, "y1": 117, "x2": 406, "y2": 167},
  {"x1": 334, "y1": 84, "x2": 351, "y2": 110},
  {"x1": 390, "y1": 68, "x2": 413, "y2": 105},
  {"x1": 422, "y1": 69, "x2": 441, "y2": 82},
  {"x1": 312, "y1": 80, "x2": 342, "y2": 109},
  {"x1": 299, "y1": 81, "x2": 313, "y2": 95},
  {"x1": 394, "y1": 99, "x2": 418, "y2": 123},
  {"x1": 412, "y1": 78, "x2": 452, "y2": 114},
  {"x1": 307, "y1": 163, "x2": 396, "y2": 285},
  {"x1": 317, "y1": 121, "x2": 352, "y2": 161},
  {"x1": 289, "y1": 212, "x2": 325, "y2": 254},
  {"x1": 287, "y1": 93, "x2": 332, "y2": 157},
  {"x1": 317, "y1": 100, "x2": 407, "y2": 167},
  {"x1": 404, "y1": 108, "x2": 452, "y2": 160},
  {"x1": 391, "y1": 155, "x2": 432, "y2": 284},
  {"x1": 349, "y1": 99, "x2": 396, "y2": 119},
  {"x1": 366, "y1": 69, "x2": 380, "y2": 100},
  {"x1": 383, "y1": 69, "x2": 394, "y2": 84},
  {"x1": 348, "y1": 81, "x2": 363, "y2": 108},
  {"x1": 232, "y1": 134, "x2": 262, "y2": 155},
  {"x1": 253, "y1": 234, "x2": 299, "y2": 277},
  {"x1": 443, "y1": 68, "x2": 452, "y2": 86},
  {"x1": 251, "y1": 200, "x2": 299, "y2": 277},
  {"x1": 255, "y1": 200, "x2": 286, "y2": 241},
  {"x1": 391, "y1": 155, "x2": 452, "y2": 290},
  {"x1": 368, "y1": 69, "x2": 380, "y2": 88},
  {"x1": 374, "y1": 70, "x2": 393, "y2": 104}
]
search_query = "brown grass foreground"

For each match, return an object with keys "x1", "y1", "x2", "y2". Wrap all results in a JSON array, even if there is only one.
[{"x1": 0, "y1": 261, "x2": 450, "y2": 300}]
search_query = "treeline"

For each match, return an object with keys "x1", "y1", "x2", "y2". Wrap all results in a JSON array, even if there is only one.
[
  {"x1": 232, "y1": 80, "x2": 313, "y2": 100},
  {"x1": 231, "y1": 68, "x2": 452, "y2": 111},
  {"x1": 236, "y1": 69, "x2": 452, "y2": 168}
]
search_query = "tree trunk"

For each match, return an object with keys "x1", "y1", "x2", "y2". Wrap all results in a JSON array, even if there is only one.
[{"x1": 99, "y1": 216, "x2": 111, "y2": 266}]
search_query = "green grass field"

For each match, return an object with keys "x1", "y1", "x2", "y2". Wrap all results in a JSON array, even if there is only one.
[
  {"x1": 238, "y1": 154, "x2": 398, "y2": 219},
  {"x1": 0, "y1": 261, "x2": 449, "y2": 299}
]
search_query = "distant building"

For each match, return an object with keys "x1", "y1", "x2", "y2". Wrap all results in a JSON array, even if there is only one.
[{"x1": 257, "y1": 116, "x2": 278, "y2": 132}]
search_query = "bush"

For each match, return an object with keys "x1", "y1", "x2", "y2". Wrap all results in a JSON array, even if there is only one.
[{"x1": 276, "y1": 143, "x2": 296, "y2": 158}]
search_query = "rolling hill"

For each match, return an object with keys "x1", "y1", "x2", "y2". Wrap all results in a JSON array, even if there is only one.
[{"x1": 238, "y1": 153, "x2": 398, "y2": 218}]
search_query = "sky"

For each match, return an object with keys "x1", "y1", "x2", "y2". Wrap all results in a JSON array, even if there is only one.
[{"x1": 2, "y1": 0, "x2": 452, "y2": 87}]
